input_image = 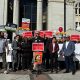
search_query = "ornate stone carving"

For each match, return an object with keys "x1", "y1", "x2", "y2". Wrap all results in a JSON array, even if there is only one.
[{"x1": 66, "y1": 0, "x2": 75, "y2": 5}]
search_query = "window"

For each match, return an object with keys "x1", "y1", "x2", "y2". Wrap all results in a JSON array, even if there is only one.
[
  {"x1": 75, "y1": 2, "x2": 80, "y2": 30},
  {"x1": 75, "y1": 22, "x2": 78, "y2": 28},
  {"x1": 75, "y1": 8, "x2": 78, "y2": 14},
  {"x1": 75, "y1": 2, "x2": 80, "y2": 15}
]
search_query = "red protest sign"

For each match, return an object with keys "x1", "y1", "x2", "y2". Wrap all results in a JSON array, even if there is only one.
[
  {"x1": 39, "y1": 31, "x2": 45, "y2": 37},
  {"x1": 45, "y1": 31, "x2": 53, "y2": 38},
  {"x1": 38, "y1": 43, "x2": 44, "y2": 51},
  {"x1": 33, "y1": 52, "x2": 43, "y2": 64},
  {"x1": 22, "y1": 31, "x2": 32, "y2": 38},
  {"x1": 70, "y1": 35, "x2": 80, "y2": 41},
  {"x1": 32, "y1": 43, "x2": 44, "y2": 51},
  {"x1": 32, "y1": 43, "x2": 39, "y2": 51}
]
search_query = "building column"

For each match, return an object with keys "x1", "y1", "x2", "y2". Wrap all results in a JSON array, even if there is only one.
[
  {"x1": 0, "y1": 0, "x2": 8, "y2": 25},
  {"x1": 37, "y1": 0, "x2": 43, "y2": 30},
  {"x1": 4, "y1": 0, "x2": 8, "y2": 25},
  {"x1": 47, "y1": 0, "x2": 52, "y2": 31},
  {"x1": 13, "y1": 0, "x2": 19, "y2": 27}
]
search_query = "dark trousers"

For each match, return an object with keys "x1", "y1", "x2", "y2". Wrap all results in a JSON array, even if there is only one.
[
  {"x1": 50, "y1": 53, "x2": 58, "y2": 71},
  {"x1": 12, "y1": 51, "x2": 18, "y2": 70},
  {"x1": 22, "y1": 52, "x2": 30, "y2": 70},
  {"x1": 2, "y1": 52, "x2": 7, "y2": 70},
  {"x1": 42, "y1": 53, "x2": 50, "y2": 69},
  {"x1": 65, "y1": 56, "x2": 76, "y2": 73},
  {"x1": 17, "y1": 52, "x2": 22, "y2": 70}
]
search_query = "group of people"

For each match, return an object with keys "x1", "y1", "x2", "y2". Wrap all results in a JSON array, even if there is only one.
[{"x1": 0, "y1": 31, "x2": 76, "y2": 75}]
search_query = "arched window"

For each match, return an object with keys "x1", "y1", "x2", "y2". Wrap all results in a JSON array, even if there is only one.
[{"x1": 75, "y1": 2, "x2": 80, "y2": 30}]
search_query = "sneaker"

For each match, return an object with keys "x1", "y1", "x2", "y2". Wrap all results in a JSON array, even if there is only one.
[
  {"x1": 4, "y1": 70, "x2": 8, "y2": 74},
  {"x1": 63, "y1": 71, "x2": 69, "y2": 73},
  {"x1": 72, "y1": 71, "x2": 75, "y2": 75}
]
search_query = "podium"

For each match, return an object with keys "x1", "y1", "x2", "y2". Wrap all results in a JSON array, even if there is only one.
[
  {"x1": 32, "y1": 42, "x2": 44, "y2": 64},
  {"x1": 32, "y1": 42, "x2": 44, "y2": 75}
]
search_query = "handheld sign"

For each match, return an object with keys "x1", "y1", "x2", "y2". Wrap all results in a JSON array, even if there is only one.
[
  {"x1": 22, "y1": 31, "x2": 32, "y2": 38},
  {"x1": 70, "y1": 35, "x2": 80, "y2": 41},
  {"x1": 45, "y1": 31, "x2": 53, "y2": 38},
  {"x1": 39, "y1": 31, "x2": 45, "y2": 37}
]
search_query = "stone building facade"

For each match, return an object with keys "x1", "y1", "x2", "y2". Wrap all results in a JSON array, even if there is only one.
[{"x1": 0, "y1": 0, "x2": 80, "y2": 32}]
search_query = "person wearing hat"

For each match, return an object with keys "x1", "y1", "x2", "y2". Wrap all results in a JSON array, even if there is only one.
[{"x1": 61, "y1": 36, "x2": 76, "y2": 75}]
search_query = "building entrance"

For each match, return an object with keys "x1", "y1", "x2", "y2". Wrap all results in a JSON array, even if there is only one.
[{"x1": 19, "y1": 0, "x2": 37, "y2": 30}]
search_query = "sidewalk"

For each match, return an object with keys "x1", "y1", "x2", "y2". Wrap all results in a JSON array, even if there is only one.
[
  {"x1": 0, "y1": 70, "x2": 80, "y2": 80},
  {"x1": 48, "y1": 70, "x2": 80, "y2": 80},
  {"x1": 0, "y1": 74, "x2": 30, "y2": 80},
  {"x1": 31, "y1": 70, "x2": 80, "y2": 80}
]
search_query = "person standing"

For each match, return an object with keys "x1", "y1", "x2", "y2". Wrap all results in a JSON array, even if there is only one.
[
  {"x1": 49, "y1": 37, "x2": 59, "y2": 73},
  {"x1": 12, "y1": 35, "x2": 20, "y2": 71},
  {"x1": 21, "y1": 38, "x2": 31, "y2": 70},
  {"x1": 42, "y1": 37, "x2": 51, "y2": 70},
  {"x1": 0, "y1": 32, "x2": 8, "y2": 73},
  {"x1": 61, "y1": 36, "x2": 76, "y2": 75},
  {"x1": 17, "y1": 35, "x2": 22, "y2": 70}
]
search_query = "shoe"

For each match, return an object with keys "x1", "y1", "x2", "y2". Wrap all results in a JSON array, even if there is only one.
[
  {"x1": 51, "y1": 70, "x2": 53, "y2": 73},
  {"x1": 63, "y1": 71, "x2": 69, "y2": 73},
  {"x1": 4, "y1": 70, "x2": 8, "y2": 74},
  {"x1": 72, "y1": 71, "x2": 75, "y2": 75},
  {"x1": 55, "y1": 70, "x2": 58, "y2": 73},
  {"x1": 12, "y1": 69, "x2": 16, "y2": 72},
  {"x1": 32, "y1": 70, "x2": 36, "y2": 73}
]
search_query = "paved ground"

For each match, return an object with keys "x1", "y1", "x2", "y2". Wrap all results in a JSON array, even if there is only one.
[
  {"x1": 0, "y1": 70, "x2": 80, "y2": 80},
  {"x1": 0, "y1": 74, "x2": 30, "y2": 80}
]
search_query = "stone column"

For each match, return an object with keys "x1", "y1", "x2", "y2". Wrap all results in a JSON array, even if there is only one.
[
  {"x1": 4, "y1": 0, "x2": 8, "y2": 25},
  {"x1": 37, "y1": 0, "x2": 43, "y2": 30},
  {"x1": 0, "y1": 0, "x2": 8, "y2": 25},
  {"x1": 47, "y1": 0, "x2": 53, "y2": 31},
  {"x1": 13, "y1": 0, "x2": 19, "y2": 27}
]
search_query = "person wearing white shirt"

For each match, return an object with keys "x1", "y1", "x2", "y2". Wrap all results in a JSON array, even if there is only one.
[
  {"x1": 66, "y1": 41, "x2": 69, "y2": 49},
  {"x1": 61, "y1": 36, "x2": 76, "y2": 75}
]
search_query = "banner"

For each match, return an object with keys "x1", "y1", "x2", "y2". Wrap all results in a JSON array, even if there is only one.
[
  {"x1": 45, "y1": 31, "x2": 53, "y2": 38},
  {"x1": 32, "y1": 43, "x2": 44, "y2": 51},
  {"x1": 33, "y1": 52, "x2": 43, "y2": 64},
  {"x1": 22, "y1": 31, "x2": 33, "y2": 38}
]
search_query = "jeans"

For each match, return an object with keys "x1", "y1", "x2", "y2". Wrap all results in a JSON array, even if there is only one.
[{"x1": 65, "y1": 55, "x2": 76, "y2": 73}]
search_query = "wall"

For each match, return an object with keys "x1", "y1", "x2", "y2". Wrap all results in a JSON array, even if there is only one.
[{"x1": 47, "y1": 1, "x2": 64, "y2": 31}]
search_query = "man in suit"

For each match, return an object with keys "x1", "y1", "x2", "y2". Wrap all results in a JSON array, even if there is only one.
[
  {"x1": 61, "y1": 36, "x2": 76, "y2": 75},
  {"x1": 49, "y1": 37, "x2": 59, "y2": 73}
]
